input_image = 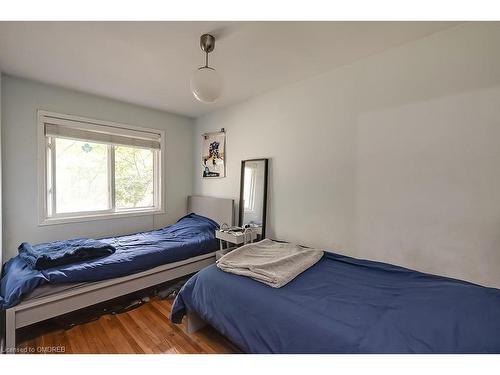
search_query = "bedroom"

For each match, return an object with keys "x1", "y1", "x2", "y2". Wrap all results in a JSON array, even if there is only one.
[{"x1": 1, "y1": 0, "x2": 500, "y2": 372}]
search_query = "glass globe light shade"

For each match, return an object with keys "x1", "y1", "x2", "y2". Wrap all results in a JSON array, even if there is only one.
[{"x1": 190, "y1": 67, "x2": 223, "y2": 103}]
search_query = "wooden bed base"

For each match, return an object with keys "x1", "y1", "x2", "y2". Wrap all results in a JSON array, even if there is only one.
[{"x1": 3, "y1": 195, "x2": 234, "y2": 352}]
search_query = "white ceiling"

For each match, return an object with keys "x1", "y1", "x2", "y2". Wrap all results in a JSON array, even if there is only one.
[{"x1": 0, "y1": 22, "x2": 458, "y2": 118}]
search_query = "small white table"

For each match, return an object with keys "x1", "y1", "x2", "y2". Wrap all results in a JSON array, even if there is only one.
[{"x1": 215, "y1": 229, "x2": 258, "y2": 259}]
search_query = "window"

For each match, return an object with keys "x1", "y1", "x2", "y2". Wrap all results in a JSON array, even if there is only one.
[
  {"x1": 243, "y1": 164, "x2": 256, "y2": 212},
  {"x1": 38, "y1": 111, "x2": 164, "y2": 224}
]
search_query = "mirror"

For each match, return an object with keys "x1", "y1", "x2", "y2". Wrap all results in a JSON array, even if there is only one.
[{"x1": 239, "y1": 159, "x2": 269, "y2": 238}]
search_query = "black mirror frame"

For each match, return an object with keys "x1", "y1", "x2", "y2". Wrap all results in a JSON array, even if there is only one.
[{"x1": 238, "y1": 158, "x2": 269, "y2": 238}]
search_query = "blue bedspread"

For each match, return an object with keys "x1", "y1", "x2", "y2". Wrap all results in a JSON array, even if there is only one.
[
  {"x1": 0, "y1": 214, "x2": 219, "y2": 309},
  {"x1": 19, "y1": 239, "x2": 116, "y2": 270},
  {"x1": 171, "y1": 251, "x2": 500, "y2": 353}
]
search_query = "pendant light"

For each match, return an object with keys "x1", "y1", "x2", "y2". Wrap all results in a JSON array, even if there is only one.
[{"x1": 190, "y1": 34, "x2": 223, "y2": 103}]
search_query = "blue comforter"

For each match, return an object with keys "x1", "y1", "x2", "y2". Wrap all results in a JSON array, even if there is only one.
[
  {"x1": 18, "y1": 239, "x2": 116, "y2": 270},
  {"x1": 0, "y1": 213, "x2": 219, "y2": 309},
  {"x1": 171, "y1": 251, "x2": 500, "y2": 353}
]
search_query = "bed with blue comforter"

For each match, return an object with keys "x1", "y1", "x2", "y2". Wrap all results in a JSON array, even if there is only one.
[
  {"x1": 0, "y1": 213, "x2": 219, "y2": 309},
  {"x1": 171, "y1": 251, "x2": 500, "y2": 353}
]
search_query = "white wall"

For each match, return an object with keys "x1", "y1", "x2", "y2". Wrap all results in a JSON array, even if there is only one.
[
  {"x1": 193, "y1": 22, "x2": 500, "y2": 288},
  {"x1": 1, "y1": 75, "x2": 194, "y2": 262}
]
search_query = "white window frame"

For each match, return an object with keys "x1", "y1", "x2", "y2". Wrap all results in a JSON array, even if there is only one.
[{"x1": 37, "y1": 110, "x2": 166, "y2": 226}]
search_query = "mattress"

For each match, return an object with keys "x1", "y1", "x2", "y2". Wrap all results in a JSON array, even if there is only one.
[
  {"x1": 171, "y1": 251, "x2": 500, "y2": 353},
  {"x1": 1, "y1": 213, "x2": 219, "y2": 309}
]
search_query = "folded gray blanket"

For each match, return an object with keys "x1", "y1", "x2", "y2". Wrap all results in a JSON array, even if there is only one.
[{"x1": 216, "y1": 239, "x2": 323, "y2": 288}]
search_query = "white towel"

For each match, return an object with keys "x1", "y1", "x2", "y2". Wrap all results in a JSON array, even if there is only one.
[{"x1": 216, "y1": 239, "x2": 324, "y2": 288}]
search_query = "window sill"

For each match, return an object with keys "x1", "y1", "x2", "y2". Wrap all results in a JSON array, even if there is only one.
[{"x1": 39, "y1": 208, "x2": 165, "y2": 226}]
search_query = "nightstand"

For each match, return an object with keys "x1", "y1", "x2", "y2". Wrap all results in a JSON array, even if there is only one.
[
  {"x1": 215, "y1": 229, "x2": 258, "y2": 260},
  {"x1": 215, "y1": 229, "x2": 257, "y2": 260},
  {"x1": 215, "y1": 229, "x2": 257, "y2": 249}
]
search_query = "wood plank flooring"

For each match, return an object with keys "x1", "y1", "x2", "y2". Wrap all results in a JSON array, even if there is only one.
[{"x1": 16, "y1": 297, "x2": 239, "y2": 354}]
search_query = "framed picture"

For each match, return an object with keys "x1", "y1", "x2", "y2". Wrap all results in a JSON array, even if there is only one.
[{"x1": 202, "y1": 130, "x2": 226, "y2": 178}]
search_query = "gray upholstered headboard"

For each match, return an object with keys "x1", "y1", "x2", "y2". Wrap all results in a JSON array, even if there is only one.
[{"x1": 187, "y1": 195, "x2": 234, "y2": 226}]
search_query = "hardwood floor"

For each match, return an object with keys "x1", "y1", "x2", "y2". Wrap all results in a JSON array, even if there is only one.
[{"x1": 16, "y1": 297, "x2": 239, "y2": 354}]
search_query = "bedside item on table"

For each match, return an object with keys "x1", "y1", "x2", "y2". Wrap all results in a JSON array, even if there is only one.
[
  {"x1": 239, "y1": 158, "x2": 269, "y2": 238},
  {"x1": 219, "y1": 223, "x2": 244, "y2": 234}
]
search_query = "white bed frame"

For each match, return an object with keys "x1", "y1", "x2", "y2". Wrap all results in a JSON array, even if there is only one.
[
  {"x1": 3, "y1": 195, "x2": 233, "y2": 352},
  {"x1": 186, "y1": 309, "x2": 209, "y2": 334}
]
